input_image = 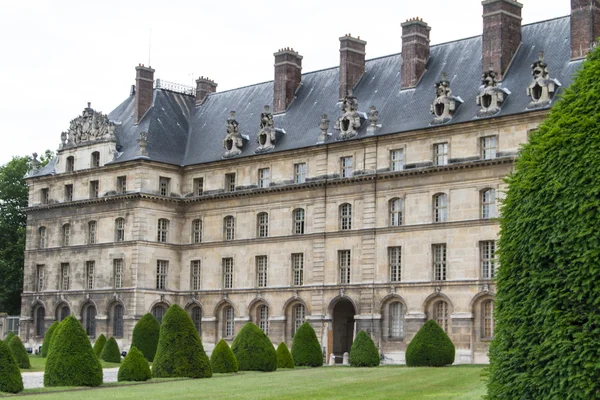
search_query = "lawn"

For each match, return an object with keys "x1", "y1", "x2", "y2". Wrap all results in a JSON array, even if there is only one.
[
  {"x1": 24, "y1": 355, "x2": 121, "y2": 372},
  {"x1": 9, "y1": 365, "x2": 486, "y2": 400}
]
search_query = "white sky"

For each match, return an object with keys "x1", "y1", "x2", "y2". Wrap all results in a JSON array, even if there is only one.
[{"x1": 0, "y1": 0, "x2": 570, "y2": 165}]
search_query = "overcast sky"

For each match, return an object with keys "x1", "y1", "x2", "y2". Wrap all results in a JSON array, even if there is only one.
[{"x1": 0, "y1": 0, "x2": 570, "y2": 165}]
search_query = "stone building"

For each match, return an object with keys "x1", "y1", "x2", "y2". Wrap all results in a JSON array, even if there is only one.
[{"x1": 19, "y1": 0, "x2": 597, "y2": 364}]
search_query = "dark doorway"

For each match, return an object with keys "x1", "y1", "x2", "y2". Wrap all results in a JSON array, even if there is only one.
[{"x1": 332, "y1": 298, "x2": 356, "y2": 362}]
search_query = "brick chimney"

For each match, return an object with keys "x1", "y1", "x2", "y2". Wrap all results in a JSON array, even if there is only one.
[
  {"x1": 195, "y1": 76, "x2": 217, "y2": 105},
  {"x1": 401, "y1": 18, "x2": 431, "y2": 89},
  {"x1": 482, "y1": 0, "x2": 523, "y2": 80},
  {"x1": 570, "y1": 0, "x2": 600, "y2": 59},
  {"x1": 339, "y1": 34, "x2": 367, "y2": 99},
  {"x1": 134, "y1": 64, "x2": 155, "y2": 124},
  {"x1": 273, "y1": 48, "x2": 303, "y2": 114}
]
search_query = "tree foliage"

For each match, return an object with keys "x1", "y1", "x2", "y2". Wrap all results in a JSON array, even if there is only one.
[
  {"x1": 3, "y1": 332, "x2": 15, "y2": 346},
  {"x1": 487, "y1": 46, "x2": 600, "y2": 399},
  {"x1": 7, "y1": 336, "x2": 30, "y2": 369},
  {"x1": 93, "y1": 334, "x2": 106, "y2": 358},
  {"x1": 131, "y1": 313, "x2": 160, "y2": 362},
  {"x1": 100, "y1": 337, "x2": 121, "y2": 363},
  {"x1": 406, "y1": 320, "x2": 455, "y2": 367},
  {"x1": 118, "y1": 346, "x2": 151, "y2": 382},
  {"x1": 0, "y1": 338, "x2": 23, "y2": 393},
  {"x1": 276, "y1": 342, "x2": 294, "y2": 369},
  {"x1": 231, "y1": 322, "x2": 277, "y2": 372},
  {"x1": 349, "y1": 331, "x2": 380, "y2": 367},
  {"x1": 41, "y1": 321, "x2": 59, "y2": 358},
  {"x1": 210, "y1": 339, "x2": 238, "y2": 373},
  {"x1": 291, "y1": 322, "x2": 323, "y2": 367}
]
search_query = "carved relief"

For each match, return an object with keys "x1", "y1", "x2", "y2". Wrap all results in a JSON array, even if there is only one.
[
  {"x1": 255, "y1": 105, "x2": 277, "y2": 153},
  {"x1": 476, "y1": 70, "x2": 510, "y2": 117},
  {"x1": 60, "y1": 103, "x2": 116, "y2": 149},
  {"x1": 367, "y1": 105, "x2": 379, "y2": 134},
  {"x1": 527, "y1": 52, "x2": 560, "y2": 109},
  {"x1": 334, "y1": 94, "x2": 362, "y2": 140},
  {"x1": 223, "y1": 111, "x2": 245, "y2": 158},
  {"x1": 430, "y1": 72, "x2": 463, "y2": 124},
  {"x1": 137, "y1": 132, "x2": 149, "y2": 157}
]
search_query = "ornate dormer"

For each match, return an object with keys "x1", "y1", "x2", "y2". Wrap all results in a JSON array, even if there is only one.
[
  {"x1": 476, "y1": 70, "x2": 510, "y2": 117},
  {"x1": 255, "y1": 106, "x2": 277, "y2": 153},
  {"x1": 59, "y1": 103, "x2": 116, "y2": 150},
  {"x1": 223, "y1": 111, "x2": 246, "y2": 158},
  {"x1": 430, "y1": 72, "x2": 463, "y2": 125},
  {"x1": 317, "y1": 114, "x2": 331, "y2": 144},
  {"x1": 367, "y1": 106, "x2": 379, "y2": 134},
  {"x1": 527, "y1": 52, "x2": 560, "y2": 109},
  {"x1": 334, "y1": 94, "x2": 362, "y2": 140}
]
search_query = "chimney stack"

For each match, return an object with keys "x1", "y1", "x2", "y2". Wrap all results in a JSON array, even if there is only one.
[
  {"x1": 482, "y1": 0, "x2": 523, "y2": 80},
  {"x1": 570, "y1": 0, "x2": 600, "y2": 59},
  {"x1": 273, "y1": 48, "x2": 303, "y2": 114},
  {"x1": 401, "y1": 18, "x2": 431, "y2": 89},
  {"x1": 195, "y1": 77, "x2": 218, "y2": 105},
  {"x1": 339, "y1": 34, "x2": 367, "y2": 99},
  {"x1": 135, "y1": 64, "x2": 155, "y2": 124}
]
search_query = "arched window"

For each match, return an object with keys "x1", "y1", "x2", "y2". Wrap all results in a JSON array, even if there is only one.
[
  {"x1": 339, "y1": 203, "x2": 352, "y2": 230},
  {"x1": 433, "y1": 301, "x2": 449, "y2": 333},
  {"x1": 192, "y1": 219, "x2": 202, "y2": 243},
  {"x1": 257, "y1": 212, "x2": 269, "y2": 238},
  {"x1": 39, "y1": 226, "x2": 47, "y2": 249},
  {"x1": 190, "y1": 306, "x2": 202, "y2": 336},
  {"x1": 389, "y1": 198, "x2": 403, "y2": 226},
  {"x1": 62, "y1": 224, "x2": 71, "y2": 246},
  {"x1": 388, "y1": 302, "x2": 405, "y2": 339},
  {"x1": 258, "y1": 305, "x2": 269, "y2": 335},
  {"x1": 57, "y1": 304, "x2": 70, "y2": 321},
  {"x1": 293, "y1": 208, "x2": 305, "y2": 235},
  {"x1": 91, "y1": 151, "x2": 100, "y2": 168},
  {"x1": 482, "y1": 300, "x2": 495, "y2": 339},
  {"x1": 481, "y1": 188, "x2": 496, "y2": 219},
  {"x1": 66, "y1": 156, "x2": 75, "y2": 173},
  {"x1": 292, "y1": 304, "x2": 305, "y2": 337},
  {"x1": 152, "y1": 304, "x2": 167, "y2": 324},
  {"x1": 88, "y1": 221, "x2": 97, "y2": 244},
  {"x1": 35, "y1": 306, "x2": 45, "y2": 337},
  {"x1": 157, "y1": 218, "x2": 169, "y2": 243},
  {"x1": 113, "y1": 304, "x2": 124, "y2": 337},
  {"x1": 224, "y1": 216, "x2": 235, "y2": 241},
  {"x1": 82, "y1": 304, "x2": 97, "y2": 337},
  {"x1": 224, "y1": 306, "x2": 234, "y2": 338},
  {"x1": 115, "y1": 218, "x2": 125, "y2": 242},
  {"x1": 433, "y1": 193, "x2": 448, "y2": 223}
]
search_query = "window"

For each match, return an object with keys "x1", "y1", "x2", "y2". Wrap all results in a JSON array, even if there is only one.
[
  {"x1": 66, "y1": 156, "x2": 75, "y2": 173},
  {"x1": 481, "y1": 241, "x2": 496, "y2": 279},
  {"x1": 86, "y1": 261, "x2": 95, "y2": 289},
  {"x1": 389, "y1": 247, "x2": 402, "y2": 282},
  {"x1": 192, "y1": 219, "x2": 202, "y2": 243},
  {"x1": 41, "y1": 188, "x2": 49, "y2": 204},
  {"x1": 36, "y1": 265, "x2": 45, "y2": 291},
  {"x1": 191, "y1": 260, "x2": 201, "y2": 290},
  {"x1": 60, "y1": 263, "x2": 69, "y2": 291},
  {"x1": 481, "y1": 189, "x2": 496, "y2": 219},
  {"x1": 225, "y1": 173, "x2": 236, "y2": 192},
  {"x1": 339, "y1": 203, "x2": 352, "y2": 230},
  {"x1": 481, "y1": 136, "x2": 497, "y2": 160},
  {"x1": 83, "y1": 304, "x2": 96, "y2": 337},
  {"x1": 64, "y1": 184, "x2": 73, "y2": 202},
  {"x1": 62, "y1": 224, "x2": 71, "y2": 246},
  {"x1": 152, "y1": 305, "x2": 167, "y2": 324},
  {"x1": 88, "y1": 221, "x2": 97, "y2": 244},
  {"x1": 39, "y1": 226, "x2": 47, "y2": 249},
  {"x1": 113, "y1": 304, "x2": 124, "y2": 337},
  {"x1": 389, "y1": 302, "x2": 404, "y2": 339},
  {"x1": 115, "y1": 218, "x2": 125, "y2": 242},
  {"x1": 434, "y1": 142, "x2": 449, "y2": 166},
  {"x1": 390, "y1": 149, "x2": 404, "y2": 171},
  {"x1": 91, "y1": 151, "x2": 100, "y2": 168},
  {"x1": 434, "y1": 301, "x2": 449, "y2": 332},
  {"x1": 257, "y1": 212, "x2": 269, "y2": 238},
  {"x1": 156, "y1": 260, "x2": 168, "y2": 290},
  {"x1": 433, "y1": 244, "x2": 447, "y2": 281},
  {"x1": 223, "y1": 258, "x2": 234, "y2": 289},
  {"x1": 294, "y1": 163, "x2": 307, "y2": 184},
  {"x1": 57, "y1": 305, "x2": 70, "y2": 321},
  {"x1": 114, "y1": 259, "x2": 123, "y2": 289},
  {"x1": 482, "y1": 300, "x2": 495, "y2": 339},
  {"x1": 159, "y1": 177, "x2": 170, "y2": 196},
  {"x1": 293, "y1": 208, "x2": 305, "y2": 234},
  {"x1": 292, "y1": 253, "x2": 304, "y2": 286},
  {"x1": 35, "y1": 306, "x2": 46, "y2": 336},
  {"x1": 339, "y1": 250, "x2": 351, "y2": 284},
  {"x1": 258, "y1": 305, "x2": 269, "y2": 334},
  {"x1": 117, "y1": 176, "x2": 127, "y2": 194},
  {"x1": 89, "y1": 180, "x2": 99, "y2": 199},
  {"x1": 224, "y1": 216, "x2": 235, "y2": 241},
  {"x1": 258, "y1": 168, "x2": 270, "y2": 188},
  {"x1": 224, "y1": 306, "x2": 234, "y2": 337},
  {"x1": 256, "y1": 256, "x2": 268, "y2": 288},
  {"x1": 194, "y1": 178, "x2": 204, "y2": 196},
  {"x1": 433, "y1": 193, "x2": 448, "y2": 223},
  {"x1": 191, "y1": 306, "x2": 202, "y2": 335},
  {"x1": 157, "y1": 218, "x2": 169, "y2": 243},
  {"x1": 389, "y1": 198, "x2": 403, "y2": 226},
  {"x1": 293, "y1": 304, "x2": 305, "y2": 336},
  {"x1": 341, "y1": 156, "x2": 353, "y2": 178}
]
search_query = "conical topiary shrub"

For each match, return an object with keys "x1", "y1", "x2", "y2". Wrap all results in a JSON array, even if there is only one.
[
  {"x1": 3, "y1": 332, "x2": 15, "y2": 345},
  {"x1": 152, "y1": 304, "x2": 212, "y2": 379},
  {"x1": 41, "y1": 321, "x2": 59, "y2": 357},
  {"x1": 349, "y1": 331, "x2": 380, "y2": 367},
  {"x1": 210, "y1": 339, "x2": 238, "y2": 373},
  {"x1": 406, "y1": 320, "x2": 455, "y2": 367},
  {"x1": 276, "y1": 342, "x2": 294, "y2": 369},
  {"x1": 100, "y1": 337, "x2": 121, "y2": 363},
  {"x1": 291, "y1": 322, "x2": 323, "y2": 367},
  {"x1": 93, "y1": 334, "x2": 107, "y2": 358},
  {"x1": 44, "y1": 316, "x2": 103, "y2": 387},
  {"x1": 131, "y1": 313, "x2": 160, "y2": 362},
  {"x1": 118, "y1": 346, "x2": 151, "y2": 382},
  {"x1": 0, "y1": 339, "x2": 23, "y2": 393},
  {"x1": 7, "y1": 336, "x2": 31, "y2": 369},
  {"x1": 231, "y1": 322, "x2": 277, "y2": 372}
]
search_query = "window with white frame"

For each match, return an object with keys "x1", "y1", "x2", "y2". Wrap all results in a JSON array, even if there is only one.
[
  {"x1": 482, "y1": 300, "x2": 495, "y2": 339},
  {"x1": 294, "y1": 162, "x2": 307, "y2": 184},
  {"x1": 60, "y1": 263, "x2": 69, "y2": 291},
  {"x1": 224, "y1": 306, "x2": 234, "y2": 337},
  {"x1": 223, "y1": 258, "x2": 233, "y2": 289},
  {"x1": 192, "y1": 219, "x2": 202, "y2": 243},
  {"x1": 41, "y1": 188, "x2": 49, "y2": 204},
  {"x1": 156, "y1": 260, "x2": 168, "y2": 290},
  {"x1": 88, "y1": 221, "x2": 97, "y2": 244},
  {"x1": 481, "y1": 136, "x2": 497, "y2": 160},
  {"x1": 258, "y1": 168, "x2": 270, "y2": 188},
  {"x1": 433, "y1": 244, "x2": 447, "y2": 281},
  {"x1": 481, "y1": 241, "x2": 496, "y2": 279},
  {"x1": 481, "y1": 188, "x2": 496, "y2": 219},
  {"x1": 62, "y1": 224, "x2": 71, "y2": 246},
  {"x1": 433, "y1": 142, "x2": 449, "y2": 166},
  {"x1": 191, "y1": 260, "x2": 201, "y2": 291},
  {"x1": 389, "y1": 246, "x2": 402, "y2": 282},
  {"x1": 256, "y1": 256, "x2": 268, "y2": 288},
  {"x1": 433, "y1": 193, "x2": 448, "y2": 223},
  {"x1": 292, "y1": 253, "x2": 304, "y2": 286},
  {"x1": 293, "y1": 304, "x2": 305, "y2": 336},
  {"x1": 194, "y1": 178, "x2": 204, "y2": 196},
  {"x1": 86, "y1": 261, "x2": 95, "y2": 289},
  {"x1": 257, "y1": 212, "x2": 269, "y2": 238},
  {"x1": 36, "y1": 265, "x2": 45, "y2": 291},
  {"x1": 224, "y1": 216, "x2": 235, "y2": 241},
  {"x1": 388, "y1": 302, "x2": 404, "y2": 339},
  {"x1": 258, "y1": 305, "x2": 269, "y2": 334},
  {"x1": 114, "y1": 259, "x2": 123, "y2": 289},
  {"x1": 89, "y1": 180, "x2": 99, "y2": 199},
  {"x1": 339, "y1": 203, "x2": 352, "y2": 230},
  {"x1": 91, "y1": 151, "x2": 100, "y2": 168},
  {"x1": 117, "y1": 176, "x2": 127, "y2": 194},
  {"x1": 64, "y1": 184, "x2": 73, "y2": 202},
  {"x1": 340, "y1": 156, "x2": 354, "y2": 178},
  {"x1": 389, "y1": 198, "x2": 403, "y2": 226},
  {"x1": 39, "y1": 227, "x2": 47, "y2": 248},
  {"x1": 157, "y1": 218, "x2": 169, "y2": 243},
  {"x1": 115, "y1": 218, "x2": 125, "y2": 242},
  {"x1": 225, "y1": 173, "x2": 236, "y2": 192},
  {"x1": 293, "y1": 208, "x2": 305, "y2": 234},
  {"x1": 390, "y1": 149, "x2": 404, "y2": 171},
  {"x1": 339, "y1": 250, "x2": 351, "y2": 284},
  {"x1": 434, "y1": 301, "x2": 449, "y2": 332},
  {"x1": 159, "y1": 177, "x2": 170, "y2": 196}
]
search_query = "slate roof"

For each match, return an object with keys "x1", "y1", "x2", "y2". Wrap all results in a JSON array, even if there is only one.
[{"x1": 32, "y1": 16, "x2": 582, "y2": 177}]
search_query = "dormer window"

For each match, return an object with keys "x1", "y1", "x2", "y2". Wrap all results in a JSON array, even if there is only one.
[{"x1": 91, "y1": 152, "x2": 100, "y2": 168}]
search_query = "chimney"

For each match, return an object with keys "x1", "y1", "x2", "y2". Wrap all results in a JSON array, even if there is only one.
[
  {"x1": 273, "y1": 48, "x2": 303, "y2": 114},
  {"x1": 195, "y1": 77, "x2": 218, "y2": 105},
  {"x1": 339, "y1": 34, "x2": 367, "y2": 99},
  {"x1": 134, "y1": 64, "x2": 155, "y2": 124},
  {"x1": 482, "y1": 0, "x2": 523, "y2": 80},
  {"x1": 570, "y1": 0, "x2": 600, "y2": 59},
  {"x1": 401, "y1": 18, "x2": 431, "y2": 89}
]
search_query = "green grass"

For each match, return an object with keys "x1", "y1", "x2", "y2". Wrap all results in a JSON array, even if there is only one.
[
  {"x1": 23, "y1": 355, "x2": 122, "y2": 372},
  {"x1": 7, "y1": 365, "x2": 486, "y2": 399}
]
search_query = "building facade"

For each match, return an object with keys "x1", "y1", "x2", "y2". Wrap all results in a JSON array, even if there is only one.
[{"x1": 19, "y1": 0, "x2": 597, "y2": 364}]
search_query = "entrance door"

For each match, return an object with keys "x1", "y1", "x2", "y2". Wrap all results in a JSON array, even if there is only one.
[{"x1": 332, "y1": 298, "x2": 356, "y2": 362}]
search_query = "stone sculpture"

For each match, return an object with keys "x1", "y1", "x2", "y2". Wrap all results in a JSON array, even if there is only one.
[
  {"x1": 335, "y1": 94, "x2": 362, "y2": 140},
  {"x1": 431, "y1": 72, "x2": 463, "y2": 124}
]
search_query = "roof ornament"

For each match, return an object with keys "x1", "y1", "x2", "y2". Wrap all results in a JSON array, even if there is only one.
[
  {"x1": 31, "y1": 153, "x2": 40, "y2": 171},
  {"x1": 59, "y1": 103, "x2": 116, "y2": 150},
  {"x1": 527, "y1": 52, "x2": 561, "y2": 109},
  {"x1": 334, "y1": 92, "x2": 362, "y2": 140},
  {"x1": 317, "y1": 114, "x2": 331, "y2": 144},
  {"x1": 476, "y1": 69, "x2": 510, "y2": 117},
  {"x1": 223, "y1": 111, "x2": 245, "y2": 158},
  {"x1": 430, "y1": 72, "x2": 463, "y2": 125},
  {"x1": 137, "y1": 132, "x2": 149, "y2": 157},
  {"x1": 255, "y1": 105, "x2": 277, "y2": 153},
  {"x1": 367, "y1": 105, "x2": 380, "y2": 135}
]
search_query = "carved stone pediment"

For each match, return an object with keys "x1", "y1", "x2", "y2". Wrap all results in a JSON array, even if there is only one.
[
  {"x1": 430, "y1": 73, "x2": 463, "y2": 125},
  {"x1": 334, "y1": 95, "x2": 362, "y2": 140},
  {"x1": 60, "y1": 103, "x2": 116, "y2": 150},
  {"x1": 223, "y1": 111, "x2": 246, "y2": 158},
  {"x1": 476, "y1": 70, "x2": 510, "y2": 118},
  {"x1": 527, "y1": 52, "x2": 560, "y2": 109},
  {"x1": 255, "y1": 105, "x2": 277, "y2": 153}
]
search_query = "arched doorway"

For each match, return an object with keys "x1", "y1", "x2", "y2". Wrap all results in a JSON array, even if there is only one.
[{"x1": 332, "y1": 298, "x2": 356, "y2": 362}]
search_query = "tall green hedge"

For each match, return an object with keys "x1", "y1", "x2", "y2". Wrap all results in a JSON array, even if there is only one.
[
  {"x1": 131, "y1": 313, "x2": 160, "y2": 362},
  {"x1": 93, "y1": 334, "x2": 106, "y2": 358},
  {"x1": 44, "y1": 316, "x2": 102, "y2": 387},
  {"x1": 118, "y1": 346, "x2": 151, "y2": 382},
  {"x1": 100, "y1": 337, "x2": 121, "y2": 363},
  {"x1": 349, "y1": 331, "x2": 380, "y2": 367},
  {"x1": 231, "y1": 322, "x2": 277, "y2": 372},
  {"x1": 276, "y1": 342, "x2": 294, "y2": 369},
  {"x1": 0, "y1": 339, "x2": 23, "y2": 393},
  {"x1": 210, "y1": 339, "x2": 238, "y2": 373},
  {"x1": 7, "y1": 336, "x2": 30, "y2": 369},
  {"x1": 487, "y1": 46, "x2": 600, "y2": 399},
  {"x1": 406, "y1": 320, "x2": 455, "y2": 367},
  {"x1": 3, "y1": 332, "x2": 15, "y2": 346},
  {"x1": 291, "y1": 322, "x2": 323, "y2": 367},
  {"x1": 41, "y1": 321, "x2": 59, "y2": 357},
  {"x1": 152, "y1": 304, "x2": 212, "y2": 379}
]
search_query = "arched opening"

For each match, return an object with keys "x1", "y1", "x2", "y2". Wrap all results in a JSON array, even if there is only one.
[
  {"x1": 81, "y1": 303, "x2": 97, "y2": 337},
  {"x1": 56, "y1": 304, "x2": 70, "y2": 321},
  {"x1": 189, "y1": 305, "x2": 202, "y2": 336},
  {"x1": 152, "y1": 304, "x2": 168, "y2": 324},
  {"x1": 332, "y1": 298, "x2": 356, "y2": 362},
  {"x1": 34, "y1": 305, "x2": 45, "y2": 337}
]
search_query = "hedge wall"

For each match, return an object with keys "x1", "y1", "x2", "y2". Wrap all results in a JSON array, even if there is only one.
[
  {"x1": 210, "y1": 339, "x2": 238, "y2": 373},
  {"x1": 118, "y1": 346, "x2": 151, "y2": 382},
  {"x1": 93, "y1": 334, "x2": 107, "y2": 358},
  {"x1": 349, "y1": 331, "x2": 379, "y2": 367},
  {"x1": 276, "y1": 342, "x2": 294, "y2": 369},
  {"x1": 0, "y1": 339, "x2": 23, "y2": 393},
  {"x1": 406, "y1": 320, "x2": 455, "y2": 367},
  {"x1": 231, "y1": 322, "x2": 277, "y2": 372},
  {"x1": 41, "y1": 321, "x2": 59, "y2": 358},
  {"x1": 100, "y1": 337, "x2": 121, "y2": 363},
  {"x1": 291, "y1": 322, "x2": 323, "y2": 367},
  {"x1": 131, "y1": 313, "x2": 160, "y2": 362},
  {"x1": 7, "y1": 336, "x2": 30, "y2": 369}
]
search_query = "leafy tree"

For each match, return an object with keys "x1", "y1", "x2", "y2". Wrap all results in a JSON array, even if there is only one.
[
  {"x1": 291, "y1": 322, "x2": 323, "y2": 367},
  {"x1": 231, "y1": 322, "x2": 277, "y2": 372},
  {"x1": 3, "y1": 332, "x2": 15, "y2": 345},
  {"x1": 41, "y1": 321, "x2": 59, "y2": 357},
  {"x1": 210, "y1": 339, "x2": 238, "y2": 373},
  {"x1": 349, "y1": 331, "x2": 380, "y2": 367},
  {"x1": 487, "y1": 46, "x2": 600, "y2": 399},
  {"x1": 100, "y1": 337, "x2": 121, "y2": 363},
  {"x1": 276, "y1": 342, "x2": 294, "y2": 369},
  {"x1": 92, "y1": 334, "x2": 106, "y2": 358},
  {"x1": 406, "y1": 320, "x2": 455, "y2": 367},
  {"x1": 131, "y1": 313, "x2": 160, "y2": 362},
  {"x1": 7, "y1": 336, "x2": 30, "y2": 369},
  {"x1": 0, "y1": 338, "x2": 23, "y2": 393},
  {"x1": 118, "y1": 346, "x2": 151, "y2": 382}
]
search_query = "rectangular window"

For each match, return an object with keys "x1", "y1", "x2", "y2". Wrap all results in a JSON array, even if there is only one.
[
  {"x1": 390, "y1": 149, "x2": 404, "y2": 171},
  {"x1": 481, "y1": 136, "x2": 497, "y2": 160},
  {"x1": 292, "y1": 253, "x2": 304, "y2": 286},
  {"x1": 481, "y1": 241, "x2": 496, "y2": 279},
  {"x1": 433, "y1": 244, "x2": 447, "y2": 281},
  {"x1": 224, "y1": 307, "x2": 234, "y2": 337},
  {"x1": 225, "y1": 173, "x2": 236, "y2": 192},
  {"x1": 156, "y1": 260, "x2": 168, "y2": 290},
  {"x1": 89, "y1": 180, "x2": 99, "y2": 199},
  {"x1": 194, "y1": 178, "x2": 204, "y2": 196},
  {"x1": 91, "y1": 152, "x2": 100, "y2": 168},
  {"x1": 294, "y1": 209, "x2": 305, "y2": 235},
  {"x1": 339, "y1": 250, "x2": 351, "y2": 284},
  {"x1": 224, "y1": 216, "x2": 235, "y2": 241},
  {"x1": 64, "y1": 184, "x2": 73, "y2": 202},
  {"x1": 114, "y1": 259, "x2": 123, "y2": 289},
  {"x1": 66, "y1": 156, "x2": 75, "y2": 173},
  {"x1": 258, "y1": 168, "x2": 270, "y2": 188},
  {"x1": 223, "y1": 258, "x2": 234, "y2": 289},
  {"x1": 60, "y1": 263, "x2": 70, "y2": 291},
  {"x1": 159, "y1": 177, "x2": 170, "y2": 196},
  {"x1": 88, "y1": 221, "x2": 97, "y2": 244},
  {"x1": 483, "y1": 301, "x2": 495, "y2": 339},
  {"x1": 36, "y1": 265, "x2": 45, "y2": 291},
  {"x1": 294, "y1": 163, "x2": 307, "y2": 184},
  {"x1": 256, "y1": 256, "x2": 268, "y2": 288},
  {"x1": 63, "y1": 224, "x2": 71, "y2": 246},
  {"x1": 117, "y1": 176, "x2": 127, "y2": 194},
  {"x1": 433, "y1": 142, "x2": 449, "y2": 166},
  {"x1": 86, "y1": 261, "x2": 95, "y2": 290},
  {"x1": 389, "y1": 247, "x2": 402, "y2": 283},
  {"x1": 340, "y1": 156, "x2": 353, "y2": 178},
  {"x1": 41, "y1": 188, "x2": 49, "y2": 204},
  {"x1": 115, "y1": 219, "x2": 125, "y2": 242},
  {"x1": 389, "y1": 302, "x2": 404, "y2": 339},
  {"x1": 191, "y1": 260, "x2": 201, "y2": 291}
]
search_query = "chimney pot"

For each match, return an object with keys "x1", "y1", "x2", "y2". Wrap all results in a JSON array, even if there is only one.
[
  {"x1": 339, "y1": 34, "x2": 367, "y2": 99},
  {"x1": 134, "y1": 64, "x2": 155, "y2": 124},
  {"x1": 273, "y1": 48, "x2": 303, "y2": 113},
  {"x1": 482, "y1": 0, "x2": 523, "y2": 80},
  {"x1": 401, "y1": 18, "x2": 431, "y2": 89}
]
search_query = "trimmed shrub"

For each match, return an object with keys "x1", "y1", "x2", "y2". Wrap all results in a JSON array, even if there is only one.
[
  {"x1": 100, "y1": 337, "x2": 121, "y2": 363},
  {"x1": 3, "y1": 332, "x2": 15, "y2": 346},
  {"x1": 210, "y1": 339, "x2": 238, "y2": 373},
  {"x1": 131, "y1": 313, "x2": 160, "y2": 362},
  {"x1": 41, "y1": 321, "x2": 59, "y2": 357},
  {"x1": 349, "y1": 331, "x2": 380, "y2": 367},
  {"x1": 7, "y1": 336, "x2": 30, "y2": 369},
  {"x1": 92, "y1": 334, "x2": 106, "y2": 358},
  {"x1": 231, "y1": 322, "x2": 277, "y2": 372},
  {"x1": 152, "y1": 304, "x2": 212, "y2": 379},
  {"x1": 118, "y1": 346, "x2": 151, "y2": 382},
  {"x1": 291, "y1": 322, "x2": 323, "y2": 367},
  {"x1": 0, "y1": 339, "x2": 23, "y2": 393},
  {"x1": 406, "y1": 320, "x2": 455, "y2": 367},
  {"x1": 44, "y1": 316, "x2": 102, "y2": 387},
  {"x1": 276, "y1": 342, "x2": 294, "y2": 369}
]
